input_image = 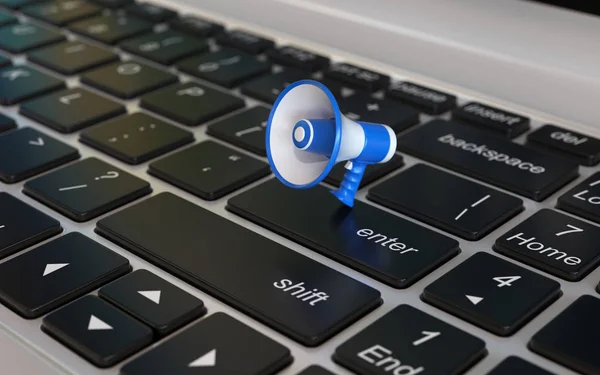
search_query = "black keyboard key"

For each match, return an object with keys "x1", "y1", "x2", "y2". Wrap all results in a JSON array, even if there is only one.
[
  {"x1": 557, "y1": 172, "x2": 600, "y2": 223},
  {"x1": 125, "y1": 2, "x2": 177, "y2": 22},
  {"x1": 149, "y1": 141, "x2": 270, "y2": 200},
  {"x1": 266, "y1": 45, "x2": 329, "y2": 72},
  {"x1": 324, "y1": 63, "x2": 389, "y2": 92},
  {"x1": 24, "y1": 157, "x2": 151, "y2": 222},
  {"x1": 0, "y1": 9, "x2": 16, "y2": 26},
  {"x1": 140, "y1": 82, "x2": 245, "y2": 126},
  {"x1": 28, "y1": 40, "x2": 118, "y2": 75},
  {"x1": 207, "y1": 106, "x2": 269, "y2": 156},
  {"x1": 121, "y1": 312, "x2": 292, "y2": 375},
  {"x1": 22, "y1": 0, "x2": 101, "y2": 26},
  {"x1": 216, "y1": 29, "x2": 274, "y2": 55},
  {"x1": 487, "y1": 356, "x2": 556, "y2": 375},
  {"x1": 227, "y1": 179, "x2": 459, "y2": 288},
  {"x1": 494, "y1": 208, "x2": 600, "y2": 280},
  {"x1": 0, "y1": 192, "x2": 61, "y2": 259},
  {"x1": 0, "y1": 127, "x2": 79, "y2": 183},
  {"x1": 69, "y1": 13, "x2": 152, "y2": 45},
  {"x1": 325, "y1": 155, "x2": 403, "y2": 189},
  {"x1": 99, "y1": 269, "x2": 206, "y2": 336},
  {"x1": 177, "y1": 48, "x2": 271, "y2": 88},
  {"x1": 0, "y1": 112, "x2": 15, "y2": 133},
  {"x1": 333, "y1": 305, "x2": 486, "y2": 375},
  {"x1": 20, "y1": 87, "x2": 126, "y2": 133},
  {"x1": 42, "y1": 295, "x2": 152, "y2": 368},
  {"x1": 319, "y1": 77, "x2": 357, "y2": 100},
  {"x1": 0, "y1": 233, "x2": 130, "y2": 318},
  {"x1": 527, "y1": 124, "x2": 600, "y2": 166},
  {"x1": 0, "y1": 65, "x2": 64, "y2": 105},
  {"x1": 0, "y1": 23, "x2": 65, "y2": 54},
  {"x1": 89, "y1": 0, "x2": 132, "y2": 8},
  {"x1": 241, "y1": 70, "x2": 307, "y2": 104},
  {"x1": 339, "y1": 92, "x2": 420, "y2": 134},
  {"x1": 530, "y1": 295, "x2": 600, "y2": 375},
  {"x1": 297, "y1": 366, "x2": 335, "y2": 375},
  {"x1": 453, "y1": 102, "x2": 530, "y2": 138},
  {"x1": 397, "y1": 120, "x2": 579, "y2": 201},
  {"x1": 170, "y1": 15, "x2": 224, "y2": 37},
  {"x1": 369, "y1": 164, "x2": 524, "y2": 240},
  {"x1": 423, "y1": 252, "x2": 560, "y2": 336},
  {"x1": 0, "y1": 54, "x2": 10, "y2": 68},
  {"x1": 96, "y1": 192, "x2": 382, "y2": 346},
  {"x1": 120, "y1": 30, "x2": 208, "y2": 66},
  {"x1": 387, "y1": 81, "x2": 456, "y2": 115},
  {"x1": 80, "y1": 112, "x2": 194, "y2": 164},
  {"x1": 82, "y1": 60, "x2": 177, "y2": 99},
  {"x1": 0, "y1": 0, "x2": 44, "y2": 8}
]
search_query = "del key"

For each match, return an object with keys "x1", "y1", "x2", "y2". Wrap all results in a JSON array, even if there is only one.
[{"x1": 96, "y1": 192, "x2": 382, "y2": 346}]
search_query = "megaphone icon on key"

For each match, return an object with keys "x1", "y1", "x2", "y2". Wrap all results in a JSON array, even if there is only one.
[{"x1": 265, "y1": 80, "x2": 397, "y2": 207}]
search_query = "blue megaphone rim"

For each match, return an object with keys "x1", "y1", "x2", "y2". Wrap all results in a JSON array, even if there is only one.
[{"x1": 266, "y1": 79, "x2": 343, "y2": 189}]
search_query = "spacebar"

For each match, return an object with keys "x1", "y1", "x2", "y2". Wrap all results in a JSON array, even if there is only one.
[{"x1": 95, "y1": 192, "x2": 381, "y2": 347}]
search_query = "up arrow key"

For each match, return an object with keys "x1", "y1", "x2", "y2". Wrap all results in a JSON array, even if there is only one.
[
  {"x1": 43, "y1": 263, "x2": 69, "y2": 276},
  {"x1": 188, "y1": 349, "x2": 216, "y2": 367},
  {"x1": 138, "y1": 290, "x2": 161, "y2": 304}
]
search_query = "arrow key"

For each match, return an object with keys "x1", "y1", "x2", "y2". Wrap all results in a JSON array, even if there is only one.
[
  {"x1": 42, "y1": 295, "x2": 152, "y2": 368},
  {"x1": 0, "y1": 233, "x2": 131, "y2": 318},
  {"x1": 422, "y1": 252, "x2": 561, "y2": 336},
  {"x1": 121, "y1": 312, "x2": 292, "y2": 375},
  {"x1": 99, "y1": 269, "x2": 206, "y2": 336}
]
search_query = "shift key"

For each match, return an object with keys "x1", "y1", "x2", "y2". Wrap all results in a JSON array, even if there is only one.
[
  {"x1": 397, "y1": 120, "x2": 579, "y2": 201},
  {"x1": 96, "y1": 192, "x2": 381, "y2": 347},
  {"x1": 227, "y1": 179, "x2": 460, "y2": 288}
]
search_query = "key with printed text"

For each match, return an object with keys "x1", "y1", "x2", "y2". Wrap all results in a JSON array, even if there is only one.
[
  {"x1": 28, "y1": 40, "x2": 118, "y2": 75},
  {"x1": 0, "y1": 23, "x2": 65, "y2": 53},
  {"x1": 453, "y1": 102, "x2": 530, "y2": 138},
  {"x1": 207, "y1": 106, "x2": 270, "y2": 156},
  {"x1": 215, "y1": 29, "x2": 274, "y2": 55},
  {"x1": 0, "y1": 65, "x2": 64, "y2": 105},
  {"x1": 227, "y1": 179, "x2": 460, "y2": 288},
  {"x1": 0, "y1": 127, "x2": 79, "y2": 183},
  {"x1": 23, "y1": 157, "x2": 151, "y2": 222},
  {"x1": 333, "y1": 304, "x2": 487, "y2": 375},
  {"x1": 324, "y1": 62, "x2": 389, "y2": 92},
  {"x1": 557, "y1": 172, "x2": 600, "y2": 224},
  {"x1": 368, "y1": 164, "x2": 524, "y2": 240},
  {"x1": 494, "y1": 208, "x2": 600, "y2": 280},
  {"x1": 527, "y1": 124, "x2": 600, "y2": 166},
  {"x1": 387, "y1": 81, "x2": 457, "y2": 115},
  {"x1": 20, "y1": 87, "x2": 126, "y2": 133},
  {"x1": 22, "y1": 0, "x2": 101, "y2": 26},
  {"x1": 149, "y1": 141, "x2": 270, "y2": 201},
  {"x1": 96, "y1": 192, "x2": 382, "y2": 346},
  {"x1": 266, "y1": 45, "x2": 330, "y2": 72},
  {"x1": 397, "y1": 119, "x2": 579, "y2": 201},
  {"x1": 422, "y1": 252, "x2": 561, "y2": 336},
  {"x1": 69, "y1": 13, "x2": 153, "y2": 45}
]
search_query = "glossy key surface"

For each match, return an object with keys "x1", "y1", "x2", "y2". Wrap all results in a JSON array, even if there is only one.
[{"x1": 96, "y1": 192, "x2": 382, "y2": 346}]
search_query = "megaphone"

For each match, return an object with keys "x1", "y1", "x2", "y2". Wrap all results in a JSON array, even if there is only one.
[{"x1": 266, "y1": 79, "x2": 397, "y2": 207}]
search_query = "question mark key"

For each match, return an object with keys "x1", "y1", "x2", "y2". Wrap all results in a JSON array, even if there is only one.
[{"x1": 23, "y1": 157, "x2": 152, "y2": 222}]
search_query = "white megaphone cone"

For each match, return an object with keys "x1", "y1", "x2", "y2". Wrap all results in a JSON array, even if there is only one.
[{"x1": 265, "y1": 79, "x2": 397, "y2": 207}]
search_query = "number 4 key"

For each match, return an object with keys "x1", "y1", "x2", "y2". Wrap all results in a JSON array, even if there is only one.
[{"x1": 422, "y1": 252, "x2": 561, "y2": 336}]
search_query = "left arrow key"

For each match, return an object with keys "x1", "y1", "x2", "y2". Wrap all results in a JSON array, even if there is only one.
[{"x1": 0, "y1": 233, "x2": 131, "y2": 318}]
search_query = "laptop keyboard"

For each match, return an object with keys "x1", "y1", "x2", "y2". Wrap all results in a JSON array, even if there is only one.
[{"x1": 0, "y1": 1, "x2": 598, "y2": 374}]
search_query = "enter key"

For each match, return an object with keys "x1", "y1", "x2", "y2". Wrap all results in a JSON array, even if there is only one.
[{"x1": 227, "y1": 179, "x2": 460, "y2": 288}]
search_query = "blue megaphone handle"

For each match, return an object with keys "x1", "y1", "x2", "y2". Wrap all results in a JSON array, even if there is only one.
[{"x1": 331, "y1": 160, "x2": 368, "y2": 207}]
